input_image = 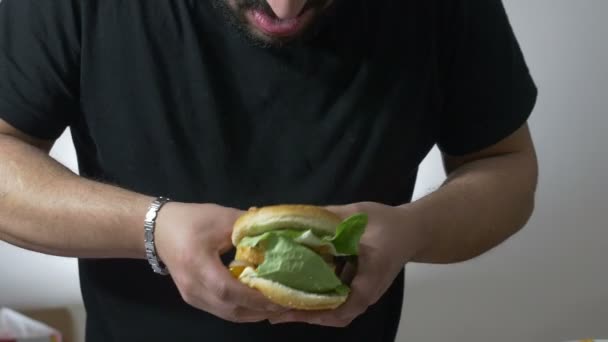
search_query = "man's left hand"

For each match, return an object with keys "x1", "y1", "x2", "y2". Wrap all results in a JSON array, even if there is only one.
[{"x1": 269, "y1": 202, "x2": 428, "y2": 327}]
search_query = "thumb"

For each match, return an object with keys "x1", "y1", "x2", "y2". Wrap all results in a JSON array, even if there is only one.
[
  {"x1": 216, "y1": 208, "x2": 246, "y2": 253},
  {"x1": 325, "y1": 203, "x2": 360, "y2": 219}
]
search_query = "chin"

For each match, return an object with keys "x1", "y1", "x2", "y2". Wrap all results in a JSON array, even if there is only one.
[{"x1": 246, "y1": 28, "x2": 307, "y2": 45}]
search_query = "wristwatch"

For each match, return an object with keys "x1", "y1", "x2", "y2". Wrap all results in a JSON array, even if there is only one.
[{"x1": 144, "y1": 196, "x2": 171, "y2": 275}]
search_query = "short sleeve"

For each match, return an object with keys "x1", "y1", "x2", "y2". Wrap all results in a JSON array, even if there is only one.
[
  {"x1": 0, "y1": 0, "x2": 81, "y2": 140},
  {"x1": 436, "y1": 0, "x2": 538, "y2": 156}
]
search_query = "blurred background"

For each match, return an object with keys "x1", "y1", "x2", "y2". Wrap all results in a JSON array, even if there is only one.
[{"x1": 1, "y1": 1, "x2": 606, "y2": 341}]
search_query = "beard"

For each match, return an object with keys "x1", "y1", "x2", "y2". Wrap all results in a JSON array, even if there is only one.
[{"x1": 210, "y1": 0, "x2": 335, "y2": 47}]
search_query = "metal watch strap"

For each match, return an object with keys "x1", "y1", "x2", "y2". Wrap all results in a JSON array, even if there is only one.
[{"x1": 144, "y1": 196, "x2": 171, "y2": 275}]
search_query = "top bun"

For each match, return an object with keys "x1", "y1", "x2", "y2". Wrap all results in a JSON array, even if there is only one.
[{"x1": 232, "y1": 205, "x2": 341, "y2": 246}]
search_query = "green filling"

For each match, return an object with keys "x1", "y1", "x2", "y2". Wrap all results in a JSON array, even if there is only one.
[
  {"x1": 238, "y1": 214, "x2": 367, "y2": 294},
  {"x1": 255, "y1": 235, "x2": 342, "y2": 293}
]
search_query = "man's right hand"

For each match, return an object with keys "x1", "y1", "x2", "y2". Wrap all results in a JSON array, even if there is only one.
[{"x1": 154, "y1": 202, "x2": 286, "y2": 323}]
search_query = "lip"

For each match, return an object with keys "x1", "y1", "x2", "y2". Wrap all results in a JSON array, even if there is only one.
[{"x1": 245, "y1": 8, "x2": 315, "y2": 38}]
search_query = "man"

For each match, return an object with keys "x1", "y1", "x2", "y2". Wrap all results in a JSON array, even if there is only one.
[{"x1": 0, "y1": 0, "x2": 538, "y2": 341}]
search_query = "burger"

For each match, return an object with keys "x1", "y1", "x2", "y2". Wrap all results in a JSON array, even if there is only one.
[{"x1": 229, "y1": 205, "x2": 367, "y2": 310}]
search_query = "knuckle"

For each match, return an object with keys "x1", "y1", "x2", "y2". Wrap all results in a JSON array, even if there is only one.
[
  {"x1": 232, "y1": 317, "x2": 253, "y2": 323},
  {"x1": 350, "y1": 202, "x2": 365, "y2": 213},
  {"x1": 224, "y1": 303, "x2": 239, "y2": 315},
  {"x1": 223, "y1": 307, "x2": 248, "y2": 323},
  {"x1": 180, "y1": 290, "x2": 195, "y2": 306},
  {"x1": 361, "y1": 296, "x2": 375, "y2": 308},
  {"x1": 179, "y1": 288, "x2": 195, "y2": 305},
  {"x1": 333, "y1": 307, "x2": 366, "y2": 328},
  {"x1": 334, "y1": 317, "x2": 354, "y2": 328},
  {"x1": 176, "y1": 277, "x2": 196, "y2": 303},
  {"x1": 367, "y1": 293, "x2": 381, "y2": 307},
  {"x1": 180, "y1": 290, "x2": 197, "y2": 307},
  {"x1": 212, "y1": 283, "x2": 232, "y2": 302},
  {"x1": 359, "y1": 201, "x2": 375, "y2": 210},
  {"x1": 351, "y1": 293, "x2": 371, "y2": 309},
  {"x1": 223, "y1": 311, "x2": 240, "y2": 323}
]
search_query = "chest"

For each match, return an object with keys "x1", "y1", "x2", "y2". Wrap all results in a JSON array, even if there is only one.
[{"x1": 73, "y1": 1, "x2": 441, "y2": 204}]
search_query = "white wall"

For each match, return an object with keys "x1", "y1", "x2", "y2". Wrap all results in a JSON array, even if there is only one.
[
  {"x1": 399, "y1": 1, "x2": 608, "y2": 341},
  {"x1": 0, "y1": 132, "x2": 81, "y2": 309},
  {"x1": 1, "y1": 1, "x2": 607, "y2": 341}
]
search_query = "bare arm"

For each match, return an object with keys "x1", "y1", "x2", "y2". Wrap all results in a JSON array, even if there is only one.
[
  {"x1": 0, "y1": 118, "x2": 284, "y2": 321},
  {"x1": 267, "y1": 124, "x2": 539, "y2": 326},
  {"x1": 406, "y1": 124, "x2": 538, "y2": 263},
  {"x1": 0, "y1": 119, "x2": 152, "y2": 258}
]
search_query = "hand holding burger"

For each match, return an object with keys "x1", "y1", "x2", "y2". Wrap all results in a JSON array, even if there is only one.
[
  {"x1": 154, "y1": 203, "x2": 288, "y2": 323},
  {"x1": 267, "y1": 202, "x2": 427, "y2": 327}
]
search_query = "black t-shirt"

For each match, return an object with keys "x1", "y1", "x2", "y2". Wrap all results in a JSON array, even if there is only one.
[{"x1": 0, "y1": 1, "x2": 537, "y2": 341}]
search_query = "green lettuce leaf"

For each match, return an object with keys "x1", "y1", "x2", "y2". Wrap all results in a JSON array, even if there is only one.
[
  {"x1": 239, "y1": 213, "x2": 368, "y2": 256},
  {"x1": 323, "y1": 213, "x2": 368, "y2": 255},
  {"x1": 239, "y1": 229, "x2": 302, "y2": 248},
  {"x1": 334, "y1": 284, "x2": 351, "y2": 296},
  {"x1": 255, "y1": 235, "x2": 343, "y2": 293}
]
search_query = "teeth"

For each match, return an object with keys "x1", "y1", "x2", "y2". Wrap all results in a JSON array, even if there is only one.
[
  {"x1": 273, "y1": 17, "x2": 297, "y2": 24},
  {"x1": 273, "y1": 18, "x2": 298, "y2": 27}
]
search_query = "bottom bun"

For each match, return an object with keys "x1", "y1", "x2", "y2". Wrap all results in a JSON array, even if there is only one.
[{"x1": 239, "y1": 267, "x2": 348, "y2": 310}]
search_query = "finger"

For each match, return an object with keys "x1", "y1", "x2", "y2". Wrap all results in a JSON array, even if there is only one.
[
  {"x1": 210, "y1": 208, "x2": 246, "y2": 253},
  {"x1": 204, "y1": 255, "x2": 287, "y2": 312},
  {"x1": 345, "y1": 246, "x2": 384, "y2": 306},
  {"x1": 226, "y1": 306, "x2": 274, "y2": 323},
  {"x1": 177, "y1": 274, "x2": 272, "y2": 322},
  {"x1": 190, "y1": 294, "x2": 271, "y2": 323},
  {"x1": 339, "y1": 261, "x2": 358, "y2": 285},
  {"x1": 271, "y1": 273, "x2": 375, "y2": 326},
  {"x1": 324, "y1": 204, "x2": 357, "y2": 218},
  {"x1": 214, "y1": 224, "x2": 237, "y2": 254}
]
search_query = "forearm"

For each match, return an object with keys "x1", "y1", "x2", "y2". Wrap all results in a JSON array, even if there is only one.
[
  {"x1": 404, "y1": 150, "x2": 538, "y2": 264},
  {"x1": 0, "y1": 134, "x2": 153, "y2": 259}
]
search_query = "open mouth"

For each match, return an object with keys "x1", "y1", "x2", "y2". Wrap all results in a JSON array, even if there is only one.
[{"x1": 244, "y1": 7, "x2": 315, "y2": 38}]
